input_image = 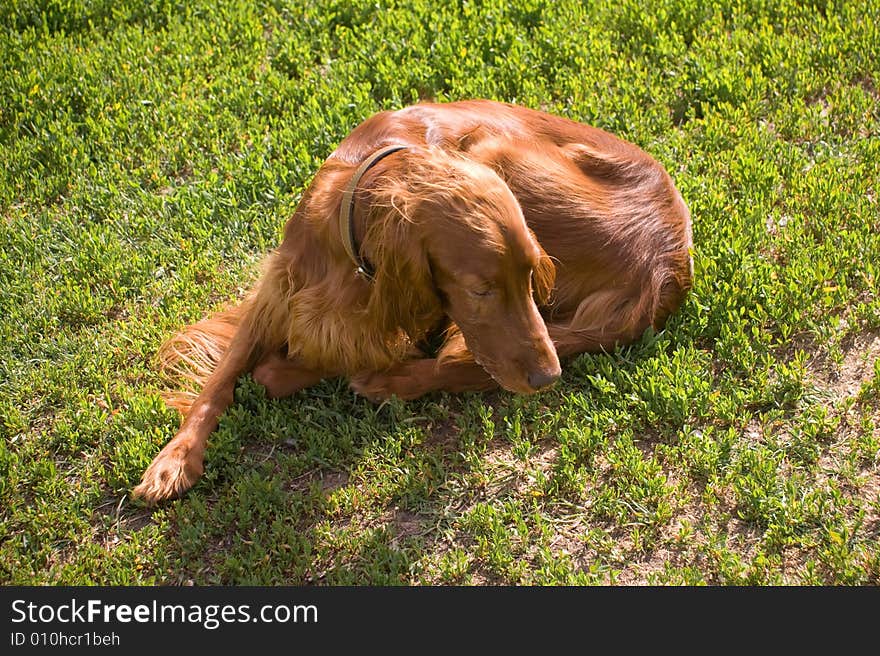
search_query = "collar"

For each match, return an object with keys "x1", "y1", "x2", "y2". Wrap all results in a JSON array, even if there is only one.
[{"x1": 337, "y1": 144, "x2": 408, "y2": 281}]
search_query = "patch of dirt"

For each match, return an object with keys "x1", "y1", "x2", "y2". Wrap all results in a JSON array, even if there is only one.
[
  {"x1": 423, "y1": 415, "x2": 461, "y2": 450},
  {"x1": 781, "y1": 546, "x2": 813, "y2": 580},
  {"x1": 389, "y1": 508, "x2": 428, "y2": 544},
  {"x1": 857, "y1": 74, "x2": 879, "y2": 101},
  {"x1": 480, "y1": 439, "x2": 560, "y2": 498},
  {"x1": 319, "y1": 471, "x2": 351, "y2": 492},
  {"x1": 631, "y1": 427, "x2": 669, "y2": 459},
  {"x1": 90, "y1": 493, "x2": 154, "y2": 541},
  {"x1": 284, "y1": 468, "x2": 350, "y2": 494},
  {"x1": 810, "y1": 330, "x2": 880, "y2": 399}
]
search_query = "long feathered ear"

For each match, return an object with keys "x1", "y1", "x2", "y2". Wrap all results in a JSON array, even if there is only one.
[
  {"x1": 532, "y1": 235, "x2": 557, "y2": 305},
  {"x1": 365, "y1": 203, "x2": 443, "y2": 342}
]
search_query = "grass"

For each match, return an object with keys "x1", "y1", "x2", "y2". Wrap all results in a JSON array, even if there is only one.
[{"x1": 1, "y1": 0, "x2": 879, "y2": 585}]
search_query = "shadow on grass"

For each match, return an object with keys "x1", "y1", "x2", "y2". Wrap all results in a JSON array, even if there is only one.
[{"x1": 123, "y1": 325, "x2": 695, "y2": 585}]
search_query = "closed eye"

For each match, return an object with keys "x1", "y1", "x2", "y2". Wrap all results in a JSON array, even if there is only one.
[{"x1": 470, "y1": 288, "x2": 495, "y2": 298}]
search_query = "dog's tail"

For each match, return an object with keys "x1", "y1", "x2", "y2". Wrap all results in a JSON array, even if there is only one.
[{"x1": 157, "y1": 304, "x2": 245, "y2": 414}]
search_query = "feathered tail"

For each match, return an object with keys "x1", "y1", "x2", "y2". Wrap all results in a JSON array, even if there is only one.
[{"x1": 157, "y1": 304, "x2": 245, "y2": 414}]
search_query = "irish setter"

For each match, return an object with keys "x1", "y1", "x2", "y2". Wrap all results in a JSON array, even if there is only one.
[{"x1": 134, "y1": 99, "x2": 693, "y2": 504}]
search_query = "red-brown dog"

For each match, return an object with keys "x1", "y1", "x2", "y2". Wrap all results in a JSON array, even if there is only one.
[{"x1": 134, "y1": 99, "x2": 693, "y2": 504}]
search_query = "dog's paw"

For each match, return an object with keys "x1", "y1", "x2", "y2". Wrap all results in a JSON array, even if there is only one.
[
  {"x1": 350, "y1": 369, "x2": 425, "y2": 403},
  {"x1": 349, "y1": 371, "x2": 397, "y2": 402},
  {"x1": 132, "y1": 440, "x2": 204, "y2": 506}
]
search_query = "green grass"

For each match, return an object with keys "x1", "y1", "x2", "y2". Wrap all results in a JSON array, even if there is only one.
[{"x1": 2, "y1": 0, "x2": 879, "y2": 585}]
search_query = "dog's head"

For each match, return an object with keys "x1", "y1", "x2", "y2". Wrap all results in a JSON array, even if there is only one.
[{"x1": 367, "y1": 149, "x2": 561, "y2": 393}]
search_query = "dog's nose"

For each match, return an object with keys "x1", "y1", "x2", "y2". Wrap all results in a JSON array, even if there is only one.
[{"x1": 527, "y1": 367, "x2": 560, "y2": 390}]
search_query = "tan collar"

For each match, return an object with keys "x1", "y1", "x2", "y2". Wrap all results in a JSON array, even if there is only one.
[{"x1": 338, "y1": 144, "x2": 408, "y2": 280}]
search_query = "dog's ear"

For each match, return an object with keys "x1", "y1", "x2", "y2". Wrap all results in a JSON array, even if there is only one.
[
  {"x1": 366, "y1": 207, "x2": 443, "y2": 342},
  {"x1": 531, "y1": 235, "x2": 556, "y2": 305}
]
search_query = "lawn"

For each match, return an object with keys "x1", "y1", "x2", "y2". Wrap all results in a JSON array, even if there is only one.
[{"x1": 1, "y1": 0, "x2": 879, "y2": 585}]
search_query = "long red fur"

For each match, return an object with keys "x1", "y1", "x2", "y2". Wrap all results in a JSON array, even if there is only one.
[{"x1": 137, "y1": 99, "x2": 693, "y2": 503}]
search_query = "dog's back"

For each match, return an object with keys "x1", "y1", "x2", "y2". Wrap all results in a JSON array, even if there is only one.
[{"x1": 333, "y1": 99, "x2": 693, "y2": 334}]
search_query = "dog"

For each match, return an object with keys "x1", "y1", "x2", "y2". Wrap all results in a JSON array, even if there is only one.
[{"x1": 133, "y1": 99, "x2": 693, "y2": 504}]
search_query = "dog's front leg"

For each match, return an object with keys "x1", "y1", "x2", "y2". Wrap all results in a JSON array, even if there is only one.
[
  {"x1": 350, "y1": 358, "x2": 496, "y2": 402},
  {"x1": 133, "y1": 325, "x2": 260, "y2": 505}
]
